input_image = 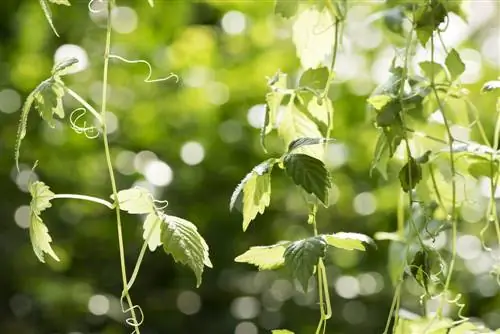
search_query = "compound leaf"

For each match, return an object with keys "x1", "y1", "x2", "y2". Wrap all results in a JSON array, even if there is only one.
[
  {"x1": 234, "y1": 242, "x2": 289, "y2": 270},
  {"x1": 161, "y1": 214, "x2": 212, "y2": 287},
  {"x1": 283, "y1": 153, "x2": 330, "y2": 205},
  {"x1": 284, "y1": 236, "x2": 327, "y2": 291}
]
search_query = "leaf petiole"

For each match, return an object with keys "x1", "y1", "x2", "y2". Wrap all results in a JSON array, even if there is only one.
[
  {"x1": 65, "y1": 88, "x2": 103, "y2": 125},
  {"x1": 53, "y1": 194, "x2": 114, "y2": 209}
]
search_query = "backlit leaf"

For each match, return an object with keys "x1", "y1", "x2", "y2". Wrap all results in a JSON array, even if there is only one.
[
  {"x1": 367, "y1": 95, "x2": 392, "y2": 111},
  {"x1": 419, "y1": 61, "x2": 446, "y2": 82},
  {"x1": 161, "y1": 214, "x2": 212, "y2": 287},
  {"x1": 143, "y1": 213, "x2": 162, "y2": 252},
  {"x1": 299, "y1": 67, "x2": 329, "y2": 91},
  {"x1": 284, "y1": 153, "x2": 331, "y2": 205},
  {"x1": 262, "y1": 71, "x2": 288, "y2": 149},
  {"x1": 445, "y1": 49, "x2": 465, "y2": 81},
  {"x1": 234, "y1": 242, "x2": 289, "y2": 270},
  {"x1": 111, "y1": 187, "x2": 155, "y2": 214},
  {"x1": 323, "y1": 232, "x2": 375, "y2": 251},
  {"x1": 284, "y1": 236, "x2": 327, "y2": 291},
  {"x1": 30, "y1": 181, "x2": 55, "y2": 215},
  {"x1": 30, "y1": 214, "x2": 60, "y2": 263}
]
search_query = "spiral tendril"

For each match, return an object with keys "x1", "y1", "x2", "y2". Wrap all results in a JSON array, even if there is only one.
[
  {"x1": 70, "y1": 108, "x2": 100, "y2": 139},
  {"x1": 88, "y1": 0, "x2": 106, "y2": 14},
  {"x1": 120, "y1": 293, "x2": 144, "y2": 333}
]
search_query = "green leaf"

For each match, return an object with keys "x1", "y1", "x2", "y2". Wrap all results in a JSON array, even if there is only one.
[
  {"x1": 376, "y1": 99, "x2": 401, "y2": 127},
  {"x1": 481, "y1": 80, "x2": 500, "y2": 94},
  {"x1": 283, "y1": 153, "x2": 330, "y2": 205},
  {"x1": 234, "y1": 242, "x2": 289, "y2": 270},
  {"x1": 49, "y1": 0, "x2": 71, "y2": 5},
  {"x1": 399, "y1": 158, "x2": 422, "y2": 192},
  {"x1": 367, "y1": 95, "x2": 392, "y2": 111},
  {"x1": 272, "y1": 330, "x2": 294, "y2": 334},
  {"x1": 16, "y1": 90, "x2": 37, "y2": 170},
  {"x1": 230, "y1": 159, "x2": 274, "y2": 231},
  {"x1": 299, "y1": 67, "x2": 329, "y2": 91},
  {"x1": 409, "y1": 250, "x2": 430, "y2": 293},
  {"x1": 34, "y1": 77, "x2": 65, "y2": 126},
  {"x1": 465, "y1": 155, "x2": 498, "y2": 179},
  {"x1": 284, "y1": 236, "x2": 327, "y2": 291},
  {"x1": 52, "y1": 57, "x2": 78, "y2": 76},
  {"x1": 445, "y1": 49, "x2": 465, "y2": 81},
  {"x1": 275, "y1": 0, "x2": 298, "y2": 18},
  {"x1": 111, "y1": 187, "x2": 155, "y2": 214},
  {"x1": 30, "y1": 181, "x2": 55, "y2": 215},
  {"x1": 414, "y1": 1, "x2": 447, "y2": 46},
  {"x1": 419, "y1": 61, "x2": 447, "y2": 82},
  {"x1": 287, "y1": 137, "x2": 333, "y2": 153},
  {"x1": 323, "y1": 232, "x2": 375, "y2": 251},
  {"x1": 382, "y1": 7, "x2": 406, "y2": 35},
  {"x1": 262, "y1": 71, "x2": 288, "y2": 149},
  {"x1": 143, "y1": 213, "x2": 162, "y2": 252},
  {"x1": 30, "y1": 214, "x2": 60, "y2": 263},
  {"x1": 370, "y1": 132, "x2": 390, "y2": 180},
  {"x1": 161, "y1": 214, "x2": 212, "y2": 287},
  {"x1": 39, "y1": 0, "x2": 60, "y2": 37}
]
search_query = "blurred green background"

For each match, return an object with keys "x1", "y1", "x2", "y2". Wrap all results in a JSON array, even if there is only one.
[{"x1": 0, "y1": 1, "x2": 499, "y2": 333}]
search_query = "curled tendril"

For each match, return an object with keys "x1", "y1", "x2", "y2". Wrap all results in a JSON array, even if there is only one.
[
  {"x1": 109, "y1": 54, "x2": 179, "y2": 84},
  {"x1": 70, "y1": 108, "x2": 100, "y2": 139},
  {"x1": 88, "y1": 0, "x2": 106, "y2": 14},
  {"x1": 120, "y1": 293, "x2": 144, "y2": 333},
  {"x1": 154, "y1": 199, "x2": 169, "y2": 210}
]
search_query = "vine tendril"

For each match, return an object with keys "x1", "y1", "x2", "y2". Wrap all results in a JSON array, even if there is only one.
[
  {"x1": 69, "y1": 108, "x2": 100, "y2": 139},
  {"x1": 109, "y1": 54, "x2": 179, "y2": 84}
]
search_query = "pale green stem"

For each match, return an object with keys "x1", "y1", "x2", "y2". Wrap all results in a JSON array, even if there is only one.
[
  {"x1": 65, "y1": 87, "x2": 103, "y2": 124},
  {"x1": 53, "y1": 194, "x2": 114, "y2": 209},
  {"x1": 101, "y1": 1, "x2": 141, "y2": 332}
]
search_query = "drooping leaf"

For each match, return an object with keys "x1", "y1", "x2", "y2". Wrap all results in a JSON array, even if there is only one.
[
  {"x1": 287, "y1": 137, "x2": 333, "y2": 153},
  {"x1": 284, "y1": 236, "x2": 327, "y2": 291},
  {"x1": 481, "y1": 80, "x2": 500, "y2": 94},
  {"x1": 52, "y1": 57, "x2": 78, "y2": 76},
  {"x1": 409, "y1": 250, "x2": 430, "y2": 293},
  {"x1": 230, "y1": 159, "x2": 275, "y2": 231},
  {"x1": 399, "y1": 158, "x2": 422, "y2": 192},
  {"x1": 262, "y1": 71, "x2": 288, "y2": 149},
  {"x1": 323, "y1": 232, "x2": 375, "y2": 251},
  {"x1": 419, "y1": 61, "x2": 447, "y2": 82},
  {"x1": 39, "y1": 0, "x2": 60, "y2": 37},
  {"x1": 367, "y1": 95, "x2": 393, "y2": 111},
  {"x1": 143, "y1": 213, "x2": 163, "y2": 252},
  {"x1": 16, "y1": 90, "x2": 37, "y2": 171},
  {"x1": 272, "y1": 330, "x2": 295, "y2": 334},
  {"x1": 283, "y1": 153, "x2": 331, "y2": 205},
  {"x1": 299, "y1": 67, "x2": 329, "y2": 91},
  {"x1": 234, "y1": 242, "x2": 289, "y2": 270},
  {"x1": 370, "y1": 132, "x2": 390, "y2": 180},
  {"x1": 161, "y1": 214, "x2": 212, "y2": 287},
  {"x1": 111, "y1": 187, "x2": 155, "y2": 214},
  {"x1": 275, "y1": 0, "x2": 299, "y2": 18},
  {"x1": 445, "y1": 49, "x2": 465, "y2": 81},
  {"x1": 414, "y1": 1, "x2": 447, "y2": 46},
  {"x1": 30, "y1": 181, "x2": 55, "y2": 215},
  {"x1": 30, "y1": 214, "x2": 60, "y2": 263},
  {"x1": 28, "y1": 181, "x2": 59, "y2": 263}
]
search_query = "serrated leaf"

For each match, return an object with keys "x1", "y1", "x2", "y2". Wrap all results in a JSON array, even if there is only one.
[
  {"x1": 34, "y1": 78, "x2": 65, "y2": 126},
  {"x1": 52, "y1": 57, "x2": 78, "y2": 76},
  {"x1": 30, "y1": 214, "x2": 60, "y2": 263},
  {"x1": 284, "y1": 236, "x2": 327, "y2": 291},
  {"x1": 49, "y1": 0, "x2": 70, "y2": 5},
  {"x1": 287, "y1": 137, "x2": 333, "y2": 153},
  {"x1": 481, "y1": 80, "x2": 500, "y2": 94},
  {"x1": 234, "y1": 242, "x2": 289, "y2": 270},
  {"x1": 445, "y1": 49, "x2": 465, "y2": 81},
  {"x1": 272, "y1": 330, "x2": 294, "y2": 334},
  {"x1": 16, "y1": 89, "x2": 37, "y2": 170},
  {"x1": 39, "y1": 0, "x2": 60, "y2": 37},
  {"x1": 367, "y1": 95, "x2": 392, "y2": 111},
  {"x1": 299, "y1": 67, "x2": 329, "y2": 90},
  {"x1": 419, "y1": 61, "x2": 446, "y2": 82},
  {"x1": 284, "y1": 153, "x2": 330, "y2": 205},
  {"x1": 275, "y1": 0, "x2": 298, "y2": 18},
  {"x1": 399, "y1": 158, "x2": 422, "y2": 192},
  {"x1": 29, "y1": 181, "x2": 55, "y2": 215},
  {"x1": 143, "y1": 213, "x2": 162, "y2": 252},
  {"x1": 323, "y1": 232, "x2": 375, "y2": 251},
  {"x1": 111, "y1": 187, "x2": 155, "y2": 214},
  {"x1": 161, "y1": 214, "x2": 212, "y2": 287}
]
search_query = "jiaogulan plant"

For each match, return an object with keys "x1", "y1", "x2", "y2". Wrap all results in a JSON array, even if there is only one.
[
  {"x1": 11, "y1": 0, "x2": 500, "y2": 333},
  {"x1": 15, "y1": 1, "x2": 212, "y2": 333},
  {"x1": 231, "y1": 1, "x2": 500, "y2": 334}
]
